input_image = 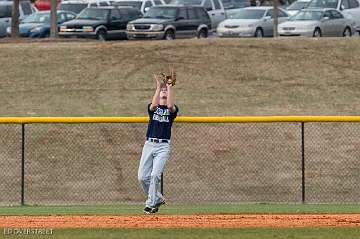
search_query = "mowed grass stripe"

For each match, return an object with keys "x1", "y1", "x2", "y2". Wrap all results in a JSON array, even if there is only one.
[{"x1": 1, "y1": 204, "x2": 360, "y2": 215}]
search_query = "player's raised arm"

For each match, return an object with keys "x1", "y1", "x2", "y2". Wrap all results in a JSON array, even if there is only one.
[
  {"x1": 149, "y1": 74, "x2": 161, "y2": 111},
  {"x1": 166, "y1": 67, "x2": 176, "y2": 113},
  {"x1": 166, "y1": 83, "x2": 175, "y2": 113}
]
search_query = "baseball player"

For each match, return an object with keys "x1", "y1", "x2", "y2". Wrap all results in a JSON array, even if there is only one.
[{"x1": 138, "y1": 70, "x2": 178, "y2": 214}]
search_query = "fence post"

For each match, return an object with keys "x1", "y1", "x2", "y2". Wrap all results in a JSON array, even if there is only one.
[
  {"x1": 301, "y1": 122, "x2": 305, "y2": 203},
  {"x1": 160, "y1": 173, "x2": 164, "y2": 195},
  {"x1": 161, "y1": 173, "x2": 164, "y2": 196},
  {"x1": 21, "y1": 123, "x2": 25, "y2": 206}
]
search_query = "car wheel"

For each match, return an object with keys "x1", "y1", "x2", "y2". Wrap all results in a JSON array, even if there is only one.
[
  {"x1": 313, "y1": 28, "x2": 322, "y2": 37},
  {"x1": 43, "y1": 31, "x2": 50, "y2": 38},
  {"x1": 254, "y1": 28, "x2": 263, "y2": 38},
  {"x1": 343, "y1": 27, "x2": 352, "y2": 37},
  {"x1": 97, "y1": 29, "x2": 107, "y2": 41},
  {"x1": 164, "y1": 30, "x2": 175, "y2": 40},
  {"x1": 197, "y1": 29, "x2": 208, "y2": 38}
]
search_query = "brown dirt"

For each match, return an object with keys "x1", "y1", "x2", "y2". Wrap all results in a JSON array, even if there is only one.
[
  {"x1": 0, "y1": 37, "x2": 96, "y2": 44},
  {"x1": 0, "y1": 214, "x2": 360, "y2": 228}
]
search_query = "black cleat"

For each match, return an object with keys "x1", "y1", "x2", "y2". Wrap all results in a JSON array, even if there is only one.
[{"x1": 143, "y1": 206, "x2": 157, "y2": 214}]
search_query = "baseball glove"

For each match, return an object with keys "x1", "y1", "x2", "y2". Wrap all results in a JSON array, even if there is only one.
[{"x1": 160, "y1": 68, "x2": 176, "y2": 86}]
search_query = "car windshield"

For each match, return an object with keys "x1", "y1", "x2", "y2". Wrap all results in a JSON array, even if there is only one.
[
  {"x1": 0, "y1": 5, "x2": 12, "y2": 18},
  {"x1": 228, "y1": 9, "x2": 266, "y2": 19},
  {"x1": 77, "y1": 8, "x2": 109, "y2": 20},
  {"x1": 113, "y1": 1, "x2": 142, "y2": 10},
  {"x1": 222, "y1": 0, "x2": 250, "y2": 9},
  {"x1": 286, "y1": 1, "x2": 309, "y2": 10},
  {"x1": 169, "y1": 0, "x2": 202, "y2": 5},
  {"x1": 22, "y1": 12, "x2": 50, "y2": 23},
  {"x1": 59, "y1": 3, "x2": 88, "y2": 14},
  {"x1": 143, "y1": 7, "x2": 177, "y2": 18},
  {"x1": 307, "y1": 0, "x2": 338, "y2": 8},
  {"x1": 289, "y1": 10, "x2": 322, "y2": 20}
]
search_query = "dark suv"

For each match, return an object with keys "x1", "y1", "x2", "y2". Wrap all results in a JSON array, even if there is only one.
[
  {"x1": 126, "y1": 5, "x2": 211, "y2": 40},
  {"x1": 59, "y1": 6, "x2": 142, "y2": 40}
]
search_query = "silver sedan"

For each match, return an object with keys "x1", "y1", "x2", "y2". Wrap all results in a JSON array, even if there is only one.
[
  {"x1": 278, "y1": 8, "x2": 355, "y2": 37},
  {"x1": 217, "y1": 7, "x2": 289, "y2": 38}
]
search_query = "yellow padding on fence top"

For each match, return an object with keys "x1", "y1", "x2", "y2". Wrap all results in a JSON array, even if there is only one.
[
  {"x1": 0, "y1": 116, "x2": 360, "y2": 124},
  {"x1": 178, "y1": 116, "x2": 360, "y2": 123},
  {"x1": 0, "y1": 117, "x2": 149, "y2": 124}
]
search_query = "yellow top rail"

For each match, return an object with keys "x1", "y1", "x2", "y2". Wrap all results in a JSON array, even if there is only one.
[{"x1": 0, "y1": 116, "x2": 360, "y2": 123}]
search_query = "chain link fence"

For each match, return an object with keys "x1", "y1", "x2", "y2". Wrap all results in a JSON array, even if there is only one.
[
  {"x1": 0, "y1": 124, "x2": 22, "y2": 205},
  {"x1": 305, "y1": 123, "x2": 360, "y2": 203},
  {"x1": 170, "y1": 123, "x2": 302, "y2": 203},
  {"x1": 0, "y1": 120, "x2": 360, "y2": 205}
]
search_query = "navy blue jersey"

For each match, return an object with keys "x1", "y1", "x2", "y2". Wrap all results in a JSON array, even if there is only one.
[{"x1": 146, "y1": 103, "x2": 178, "y2": 140}]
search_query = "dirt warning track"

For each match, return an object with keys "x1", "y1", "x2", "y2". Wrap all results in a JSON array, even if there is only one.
[{"x1": 0, "y1": 214, "x2": 360, "y2": 228}]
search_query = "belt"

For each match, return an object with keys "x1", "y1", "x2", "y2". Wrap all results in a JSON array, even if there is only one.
[{"x1": 147, "y1": 138, "x2": 169, "y2": 143}]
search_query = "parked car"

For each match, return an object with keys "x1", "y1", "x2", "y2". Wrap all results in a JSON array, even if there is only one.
[
  {"x1": 285, "y1": 0, "x2": 311, "y2": 16},
  {"x1": 34, "y1": 0, "x2": 61, "y2": 11},
  {"x1": 217, "y1": 6, "x2": 289, "y2": 37},
  {"x1": 59, "y1": 6, "x2": 142, "y2": 40},
  {"x1": 6, "y1": 10, "x2": 76, "y2": 37},
  {"x1": 126, "y1": 5, "x2": 211, "y2": 40},
  {"x1": 169, "y1": 0, "x2": 226, "y2": 29},
  {"x1": 278, "y1": 8, "x2": 354, "y2": 36},
  {"x1": 58, "y1": 0, "x2": 111, "y2": 14},
  {"x1": 307, "y1": 0, "x2": 360, "y2": 33},
  {"x1": 0, "y1": 0, "x2": 37, "y2": 37},
  {"x1": 111, "y1": 0, "x2": 166, "y2": 14}
]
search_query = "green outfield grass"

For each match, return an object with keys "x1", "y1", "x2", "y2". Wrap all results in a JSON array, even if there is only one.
[
  {"x1": 1, "y1": 204, "x2": 360, "y2": 215},
  {"x1": 1, "y1": 228, "x2": 360, "y2": 239}
]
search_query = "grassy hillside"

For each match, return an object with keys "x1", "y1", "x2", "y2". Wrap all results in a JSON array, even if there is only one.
[{"x1": 1, "y1": 38, "x2": 360, "y2": 116}]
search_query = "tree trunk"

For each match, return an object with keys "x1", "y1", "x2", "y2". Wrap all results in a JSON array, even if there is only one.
[
  {"x1": 273, "y1": 0, "x2": 279, "y2": 38},
  {"x1": 11, "y1": 0, "x2": 20, "y2": 38},
  {"x1": 50, "y1": 0, "x2": 58, "y2": 38}
]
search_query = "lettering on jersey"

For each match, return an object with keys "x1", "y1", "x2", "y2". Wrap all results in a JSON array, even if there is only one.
[{"x1": 152, "y1": 107, "x2": 170, "y2": 123}]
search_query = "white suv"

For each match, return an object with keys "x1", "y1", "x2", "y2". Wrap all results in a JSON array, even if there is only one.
[
  {"x1": 169, "y1": 0, "x2": 226, "y2": 29},
  {"x1": 0, "y1": 0, "x2": 37, "y2": 37},
  {"x1": 111, "y1": 0, "x2": 166, "y2": 14}
]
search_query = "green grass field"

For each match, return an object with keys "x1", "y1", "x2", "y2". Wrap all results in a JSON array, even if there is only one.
[{"x1": 1, "y1": 204, "x2": 360, "y2": 215}]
